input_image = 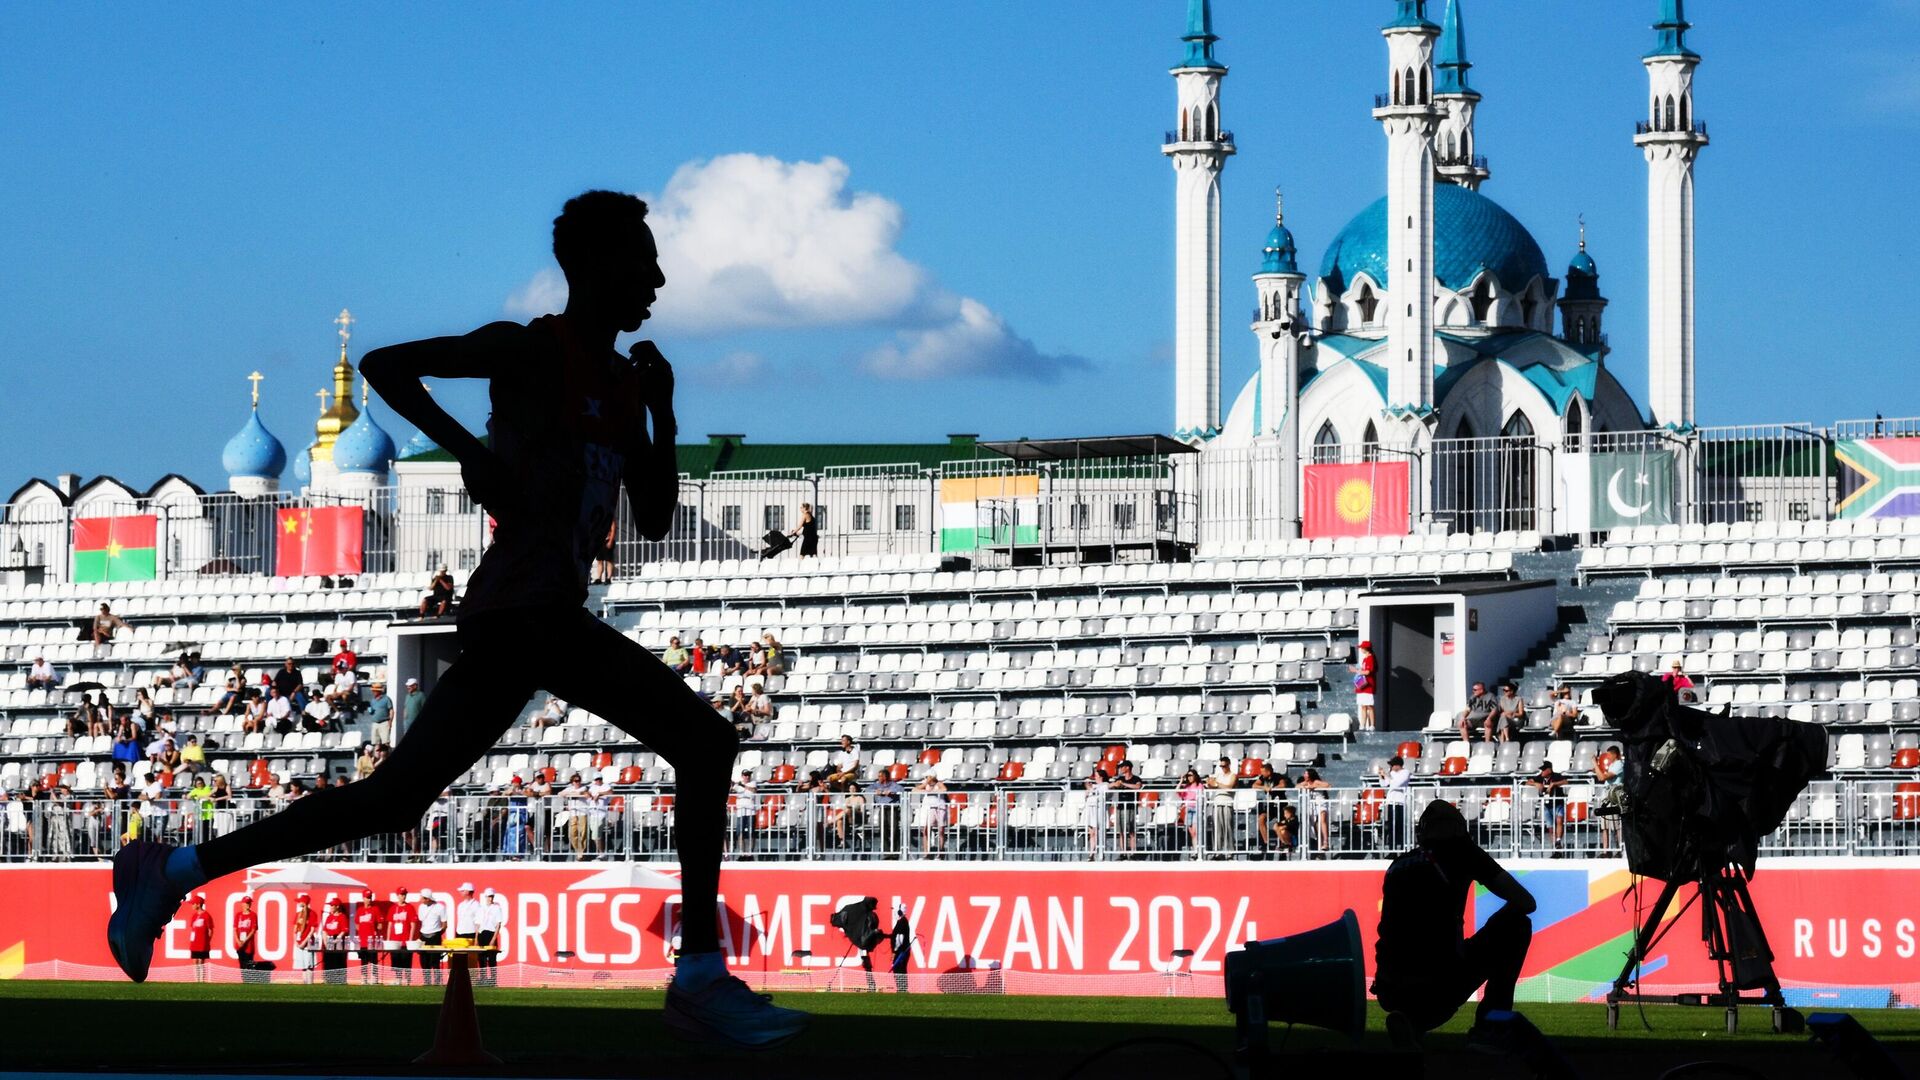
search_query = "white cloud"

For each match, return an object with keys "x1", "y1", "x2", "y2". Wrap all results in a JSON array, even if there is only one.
[
  {"x1": 862, "y1": 298, "x2": 1089, "y2": 383},
  {"x1": 692, "y1": 350, "x2": 769, "y2": 387},
  {"x1": 504, "y1": 153, "x2": 1088, "y2": 380}
]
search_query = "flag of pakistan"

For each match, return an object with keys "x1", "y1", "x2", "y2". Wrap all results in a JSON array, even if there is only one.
[{"x1": 1590, "y1": 451, "x2": 1674, "y2": 529}]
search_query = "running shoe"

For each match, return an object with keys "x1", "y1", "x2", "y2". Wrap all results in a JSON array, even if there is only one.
[
  {"x1": 106, "y1": 840, "x2": 186, "y2": 983},
  {"x1": 664, "y1": 974, "x2": 810, "y2": 1049}
]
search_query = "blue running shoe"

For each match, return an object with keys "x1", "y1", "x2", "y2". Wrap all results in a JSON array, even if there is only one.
[
  {"x1": 106, "y1": 840, "x2": 185, "y2": 983},
  {"x1": 664, "y1": 974, "x2": 810, "y2": 1049}
]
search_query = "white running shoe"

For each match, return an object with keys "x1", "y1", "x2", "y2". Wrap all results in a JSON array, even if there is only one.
[{"x1": 664, "y1": 974, "x2": 810, "y2": 1049}]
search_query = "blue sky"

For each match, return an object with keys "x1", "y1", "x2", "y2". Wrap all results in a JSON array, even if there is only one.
[{"x1": 2, "y1": 1, "x2": 1917, "y2": 490}]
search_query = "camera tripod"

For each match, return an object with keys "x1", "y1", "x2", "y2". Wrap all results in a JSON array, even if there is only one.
[{"x1": 1605, "y1": 863, "x2": 1803, "y2": 1035}]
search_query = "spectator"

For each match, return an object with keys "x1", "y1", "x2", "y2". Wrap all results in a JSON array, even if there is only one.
[
  {"x1": 786, "y1": 502, "x2": 818, "y2": 558},
  {"x1": 332, "y1": 639, "x2": 358, "y2": 675},
  {"x1": 1663, "y1": 659, "x2": 1697, "y2": 703},
  {"x1": 533, "y1": 695, "x2": 567, "y2": 728},
  {"x1": 385, "y1": 889, "x2": 416, "y2": 985},
  {"x1": 92, "y1": 603, "x2": 128, "y2": 649},
  {"x1": 915, "y1": 774, "x2": 949, "y2": 857},
  {"x1": 1083, "y1": 767, "x2": 1110, "y2": 859},
  {"x1": 588, "y1": 772, "x2": 611, "y2": 851},
  {"x1": 105, "y1": 764, "x2": 130, "y2": 802},
  {"x1": 477, "y1": 888, "x2": 508, "y2": 986},
  {"x1": 152, "y1": 736, "x2": 181, "y2": 773},
  {"x1": 26, "y1": 655, "x2": 56, "y2": 691},
  {"x1": 66, "y1": 696, "x2": 94, "y2": 739},
  {"x1": 1299, "y1": 767, "x2": 1334, "y2": 855},
  {"x1": 185, "y1": 893, "x2": 214, "y2": 982},
  {"x1": 561, "y1": 774, "x2": 592, "y2": 856},
  {"x1": 745, "y1": 640, "x2": 768, "y2": 677},
  {"x1": 1205, "y1": 755, "x2": 1238, "y2": 857},
  {"x1": 365, "y1": 682, "x2": 394, "y2": 745},
  {"x1": 713, "y1": 645, "x2": 743, "y2": 677},
  {"x1": 209, "y1": 775, "x2": 234, "y2": 837},
  {"x1": 1525, "y1": 762, "x2": 1570, "y2": 849},
  {"x1": 1376, "y1": 755, "x2": 1413, "y2": 850},
  {"x1": 301, "y1": 695, "x2": 334, "y2": 734},
  {"x1": 1177, "y1": 767, "x2": 1205, "y2": 853},
  {"x1": 402, "y1": 677, "x2": 425, "y2": 733},
  {"x1": 232, "y1": 894, "x2": 258, "y2": 977},
  {"x1": 419, "y1": 566, "x2": 455, "y2": 618},
  {"x1": 1456, "y1": 682, "x2": 1498, "y2": 743},
  {"x1": 206, "y1": 677, "x2": 243, "y2": 717},
  {"x1": 416, "y1": 891, "x2": 448, "y2": 985},
  {"x1": 1251, "y1": 763, "x2": 1288, "y2": 858},
  {"x1": 724, "y1": 695, "x2": 754, "y2": 741},
  {"x1": 186, "y1": 774, "x2": 215, "y2": 842},
  {"x1": 355, "y1": 889, "x2": 385, "y2": 984},
  {"x1": 326, "y1": 665, "x2": 359, "y2": 711},
  {"x1": 180, "y1": 735, "x2": 206, "y2": 769},
  {"x1": 502, "y1": 778, "x2": 533, "y2": 858},
  {"x1": 761, "y1": 633, "x2": 785, "y2": 676},
  {"x1": 242, "y1": 692, "x2": 270, "y2": 735},
  {"x1": 132, "y1": 687, "x2": 155, "y2": 730},
  {"x1": 827, "y1": 735, "x2": 859, "y2": 785},
  {"x1": 1547, "y1": 685, "x2": 1581, "y2": 737},
  {"x1": 747, "y1": 683, "x2": 774, "y2": 722},
  {"x1": 592, "y1": 518, "x2": 618, "y2": 585},
  {"x1": 272, "y1": 658, "x2": 304, "y2": 707},
  {"x1": 1372, "y1": 800, "x2": 1536, "y2": 1045},
  {"x1": 1492, "y1": 684, "x2": 1525, "y2": 741},
  {"x1": 663, "y1": 636, "x2": 691, "y2": 675},
  {"x1": 828, "y1": 777, "x2": 866, "y2": 848},
  {"x1": 117, "y1": 798, "x2": 146, "y2": 846},
  {"x1": 868, "y1": 768, "x2": 903, "y2": 857},
  {"x1": 690, "y1": 637, "x2": 708, "y2": 676},
  {"x1": 1351, "y1": 640, "x2": 1378, "y2": 731},
  {"x1": 1109, "y1": 761, "x2": 1144, "y2": 857},
  {"x1": 153, "y1": 654, "x2": 194, "y2": 691},
  {"x1": 44, "y1": 784, "x2": 74, "y2": 860},
  {"x1": 356, "y1": 743, "x2": 377, "y2": 781},
  {"x1": 292, "y1": 893, "x2": 317, "y2": 984},
  {"x1": 266, "y1": 687, "x2": 294, "y2": 733}
]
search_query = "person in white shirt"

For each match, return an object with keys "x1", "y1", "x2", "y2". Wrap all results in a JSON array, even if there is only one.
[
  {"x1": 476, "y1": 887, "x2": 508, "y2": 985},
  {"x1": 26, "y1": 657, "x2": 56, "y2": 690},
  {"x1": 729, "y1": 771, "x2": 758, "y2": 853},
  {"x1": 533, "y1": 696, "x2": 566, "y2": 729},
  {"x1": 266, "y1": 688, "x2": 293, "y2": 730},
  {"x1": 561, "y1": 774, "x2": 592, "y2": 856},
  {"x1": 1376, "y1": 754, "x2": 1414, "y2": 849},
  {"x1": 454, "y1": 882, "x2": 482, "y2": 938},
  {"x1": 587, "y1": 774, "x2": 611, "y2": 849},
  {"x1": 1204, "y1": 756, "x2": 1238, "y2": 857},
  {"x1": 416, "y1": 891, "x2": 448, "y2": 985},
  {"x1": 301, "y1": 697, "x2": 333, "y2": 733},
  {"x1": 828, "y1": 736, "x2": 859, "y2": 785}
]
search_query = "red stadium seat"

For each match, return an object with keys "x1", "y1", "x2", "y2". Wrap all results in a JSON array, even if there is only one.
[
  {"x1": 770, "y1": 764, "x2": 796, "y2": 785},
  {"x1": 1103, "y1": 745, "x2": 1125, "y2": 764},
  {"x1": 947, "y1": 792, "x2": 968, "y2": 825},
  {"x1": 755, "y1": 794, "x2": 785, "y2": 831},
  {"x1": 888, "y1": 763, "x2": 911, "y2": 782},
  {"x1": 539, "y1": 766, "x2": 556, "y2": 785},
  {"x1": 592, "y1": 751, "x2": 613, "y2": 769},
  {"x1": 1566, "y1": 799, "x2": 1590, "y2": 824},
  {"x1": 1353, "y1": 788, "x2": 1386, "y2": 825},
  {"x1": 1894, "y1": 783, "x2": 1920, "y2": 822},
  {"x1": 1441, "y1": 756, "x2": 1468, "y2": 776},
  {"x1": 997, "y1": 761, "x2": 1024, "y2": 782},
  {"x1": 618, "y1": 765, "x2": 643, "y2": 784},
  {"x1": 1596, "y1": 750, "x2": 1621, "y2": 777},
  {"x1": 1397, "y1": 741, "x2": 1422, "y2": 760},
  {"x1": 918, "y1": 748, "x2": 943, "y2": 766},
  {"x1": 1237, "y1": 757, "x2": 1262, "y2": 778},
  {"x1": 1895, "y1": 749, "x2": 1920, "y2": 771},
  {"x1": 57, "y1": 761, "x2": 77, "y2": 776},
  {"x1": 607, "y1": 795, "x2": 625, "y2": 815}
]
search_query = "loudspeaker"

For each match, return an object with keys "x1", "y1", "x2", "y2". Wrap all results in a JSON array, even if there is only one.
[{"x1": 1225, "y1": 908, "x2": 1367, "y2": 1053}]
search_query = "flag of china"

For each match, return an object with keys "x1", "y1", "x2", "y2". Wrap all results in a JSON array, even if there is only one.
[
  {"x1": 74, "y1": 515, "x2": 158, "y2": 582},
  {"x1": 276, "y1": 507, "x2": 364, "y2": 576},
  {"x1": 1303, "y1": 462, "x2": 1410, "y2": 538}
]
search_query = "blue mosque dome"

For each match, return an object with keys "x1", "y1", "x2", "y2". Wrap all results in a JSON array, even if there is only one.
[
  {"x1": 291, "y1": 446, "x2": 312, "y2": 488},
  {"x1": 221, "y1": 409, "x2": 287, "y2": 479},
  {"x1": 1318, "y1": 184, "x2": 1551, "y2": 295},
  {"x1": 1260, "y1": 222, "x2": 1298, "y2": 275},
  {"x1": 1565, "y1": 242, "x2": 1601, "y2": 300},
  {"x1": 332, "y1": 404, "x2": 397, "y2": 475}
]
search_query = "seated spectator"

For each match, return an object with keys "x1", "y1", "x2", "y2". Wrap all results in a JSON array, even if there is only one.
[
  {"x1": 266, "y1": 687, "x2": 295, "y2": 733},
  {"x1": 532, "y1": 695, "x2": 566, "y2": 728},
  {"x1": 66, "y1": 697, "x2": 95, "y2": 739},
  {"x1": 356, "y1": 743, "x2": 377, "y2": 781},
  {"x1": 827, "y1": 735, "x2": 859, "y2": 785},
  {"x1": 149, "y1": 734, "x2": 180, "y2": 770},
  {"x1": 1456, "y1": 681, "x2": 1498, "y2": 742},
  {"x1": 187, "y1": 652, "x2": 207, "y2": 687},
  {"x1": 1662, "y1": 659, "x2": 1697, "y2": 703},
  {"x1": 713, "y1": 645, "x2": 743, "y2": 677},
  {"x1": 180, "y1": 734, "x2": 206, "y2": 768},
  {"x1": 662, "y1": 636, "x2": 691, "y2": 675},
  {"x1": 156, "y1": 710, "x2": 179, "y2": 738},
  {"x1": 273, "y1": 658, "x2": 305, "y2": 709},
  {"x1": 88, "y1": 701, "x2": 112, "y2": 738},
  {"x1": 92, "y1": 603, "x2": 128, "y2": 647},
  {"x1": 153, "y1": 654, "x2": 196, "y2": 691},
  {"x1": 726, "y1": 686, "x2": 751, "y2": 732},
  {"x1": 111, "y1": 722, "x2": 141, "y2": 765},
  {"x1": 420, "y1": 566, "x2": 455, "y2": 618},
  {"x1": 722, "y1": 696, "x2": 753, "y2": 740},
  {"x1": 761, "y1": 633, "x2": 784, "y2": 676},
  {"x1": 747, "y1": 683, "x2": 774, "y2": 721},
  {"x1": 26, "y1": 655, "x2": 56, "y2": 691},
  {"x1": 332, "y1": 639, "x2": 358, "y2": 675},
  {"x1": 1547, "y1": 686, "x2": 1581, "y2": 738},
  {"x1": 325, "y1": 667, "x2": 359, "y2": 712},
  {"x1": 206, "y1": 677, "x2": 243, "y2": 716},
  {"x1": 745, "y1": 640, "x2": 768, "y2": 677},
  {"x1": 1491, "y1": 684, "x2": 1524, "y2": 742},
  {"x1": 105, "y1": 765, "x2": 131, "y2": 802},
  {"x1": 132, "y1": 688, "x2": 155, "y2": 730},
  {"x1": 301, "y1": 696, "x2": 334, "y2": 733},
  {"x1": 242, "y1": 692, "x2": 270, "y2": 734}
]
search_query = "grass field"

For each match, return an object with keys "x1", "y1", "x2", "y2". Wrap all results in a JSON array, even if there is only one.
[{"x1": 0, "y1": 980, "x2": 1915, "y2": 1078}]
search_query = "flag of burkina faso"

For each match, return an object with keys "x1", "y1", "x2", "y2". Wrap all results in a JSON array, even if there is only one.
[{"x1": 73, "y1": 515, "x2": 158, "y2": 582}]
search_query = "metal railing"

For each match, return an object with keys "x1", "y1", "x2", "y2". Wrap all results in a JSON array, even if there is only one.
[{"x1": 6, "y1": 780, "x2": 1914, "y2": 863}]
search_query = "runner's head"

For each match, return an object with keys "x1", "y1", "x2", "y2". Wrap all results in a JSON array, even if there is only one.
[{"x1": 553, "y1": 190, "x2": 662, "y2": 332}]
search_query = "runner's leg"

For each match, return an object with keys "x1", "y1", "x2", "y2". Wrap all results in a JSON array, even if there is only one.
[
  {"x1": 193, "y1": 616, "x2": 535, "y2": 881},
  {"x1": 541, "y1": 610, "x2": 737, "y2": 955}
]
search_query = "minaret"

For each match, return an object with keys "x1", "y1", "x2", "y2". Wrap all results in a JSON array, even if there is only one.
[
  {"x1": 1372, "y1": 1, "x2": 1442, "y2": 416},
  {"x1": 1432, "y1": 0, "x2": 1488, "y2": 190},
  {"x1": 1164, "y1": 0, "x2": 1234, "y2": 442},
  {"x1": 1252, "y1": 189, "x2": 1308, "y2": 537},
  {"x1": 1558, "y1": 218, "x2": 1609, "y2": 353},
  {"x1": 1635, "y1": 0, "x2": 1706, "y2": 429}
]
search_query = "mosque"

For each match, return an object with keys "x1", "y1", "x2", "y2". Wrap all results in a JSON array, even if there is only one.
[{"x1": 1172, "y1": 0, "x2": 1708, "y2": 533}]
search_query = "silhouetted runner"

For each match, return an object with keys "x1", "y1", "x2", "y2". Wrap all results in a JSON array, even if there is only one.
[{"x1": 106, "y1": 190, "x2": 807, "y2": 1048}]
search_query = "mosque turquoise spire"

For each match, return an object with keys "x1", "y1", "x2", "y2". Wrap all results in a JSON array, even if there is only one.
[
  {"x1": 1647, "y1": 0, "x2": 1698, "y2": 59},
  {"x1": 1434, "y1": 0, "x2": 1471, "y2": 95},
  {"x1": 1178, "y1": 0, "x2": 1223, "y2": 69}
]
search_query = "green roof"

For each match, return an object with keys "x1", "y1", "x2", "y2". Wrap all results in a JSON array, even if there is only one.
[{"x1": 400, "y1": 433, "x2": 986, "y2": 479}]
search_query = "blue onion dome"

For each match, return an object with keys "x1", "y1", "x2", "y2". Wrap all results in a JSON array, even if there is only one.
[
  {"x1": 1319, "y1": 184, "x2": 1549, "y2": 294},
  {"x1": 1565, "y1": 244, "x2": 1601, "y2": 300},
  {"x1": 291, "y1": 445, "x2": 313, "y2": 488},
  {"x1": 1261, "y1": 222, "x2": 1299, "y2": 274},
  {"x1": 401, "y1": 430, "x2": 439, "y2": 460},
  {"x1": 221, "y1": 409, "x2": 288, "y2": 479},
  {"x1": 333, "y1": 404, "x2": 397, "y2": 474}
]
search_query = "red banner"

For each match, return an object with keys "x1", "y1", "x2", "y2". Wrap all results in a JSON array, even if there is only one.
[
  {"x1": 275, "y1": 507, "x2": 364, "y2": 576},
  {"x1": 1303, "y1": 462, "x2": 1410, "y2": 538},
  {"x1": 4, "y1": 862, "x2": 1918, "y2": 994}
]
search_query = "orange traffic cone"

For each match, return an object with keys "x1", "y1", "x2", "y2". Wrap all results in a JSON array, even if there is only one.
[{"x1": 414, "y1": 953, "x2": 502, "y2": 1066}]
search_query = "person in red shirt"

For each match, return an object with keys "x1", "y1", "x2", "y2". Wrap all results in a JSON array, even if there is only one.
[
  {"x1": 690, "y1": 636, "x2": 707, "y2": 676},
  {"x1": 1352, "y1": 640, "x2": 1378, "y2": 732},
  {"x1": 292, "y1": 893, "x2": 316, "y2": 984},
  {"x1": 353, "y1": 888, "x2": 385, "y2": 984},
  {"x1": 184, "y1": 893, "x2": 214, "y2": 983},
  {"x1": 385, "y1": 888, "x2": 416, "y2": 985},
  {"x1": 232, "y1": 894, "x2": 258, "y2": 978},
  {"x1": 320, "y1": 899, "x2": 349, "y2": 985},
  {"x1": 332, "y1": 640, "x2": 358, "y2": 675}
]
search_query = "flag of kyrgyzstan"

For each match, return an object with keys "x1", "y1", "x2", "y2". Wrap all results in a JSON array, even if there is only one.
[
  {"x1": 276, "y1": 506, "x2": 364, "y2": 576},
  {"x1": 73, "y1": 515, "x2": 158, "y2": 582},
  {"x1": 1303, "y1": 461, "x2": 1410, "y2": 538}
]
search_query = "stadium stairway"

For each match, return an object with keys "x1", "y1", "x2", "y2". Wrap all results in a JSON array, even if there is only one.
[{"x1": 1503, "y1": 545, "x2": 1643, "y2": 704}]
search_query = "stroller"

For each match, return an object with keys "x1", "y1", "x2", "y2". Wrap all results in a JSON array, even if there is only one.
[{"x1": 759, "y1": 529, "x2": 794, "y2": 560}]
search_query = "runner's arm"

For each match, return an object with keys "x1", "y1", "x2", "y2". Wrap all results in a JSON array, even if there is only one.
[
  {"x1": 360, "y1": 322, "x2": 524, "y2": 467},
  {"x1": 622, "y1": 341, "x2": 680, "y2": 542}
]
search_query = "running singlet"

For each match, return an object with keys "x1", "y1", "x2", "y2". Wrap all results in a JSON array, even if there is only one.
[{"x1": 460, "y1": 314, "x2": 644, "y2": 618}]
